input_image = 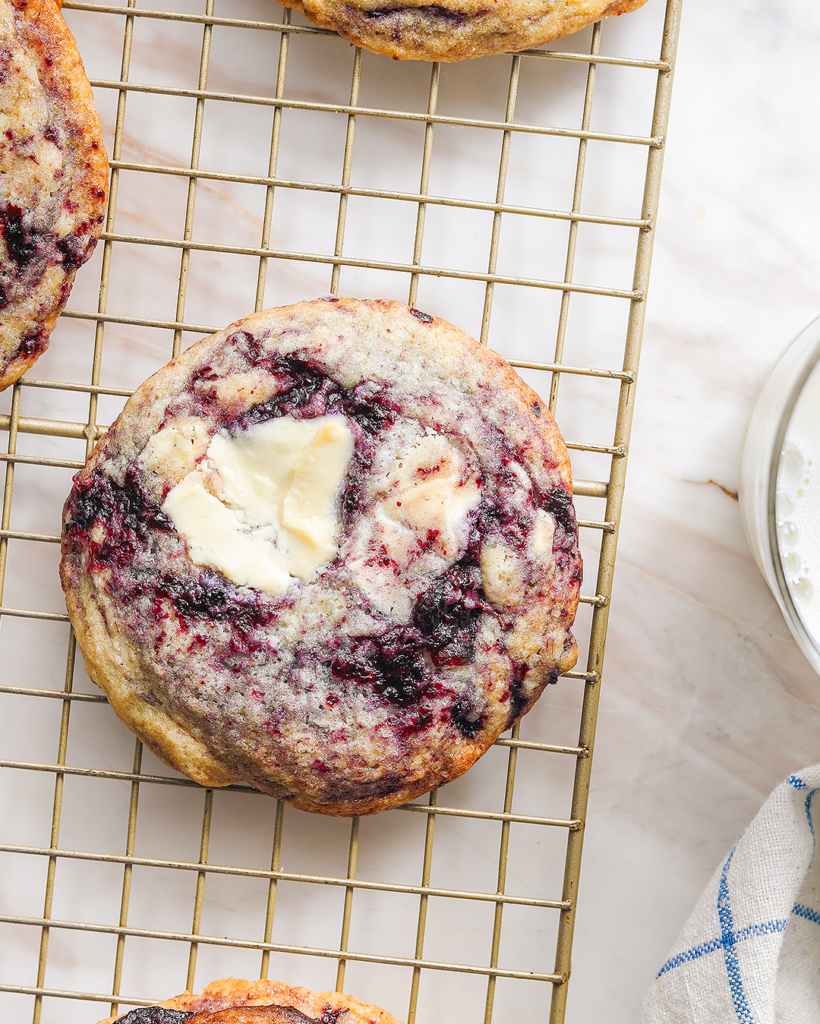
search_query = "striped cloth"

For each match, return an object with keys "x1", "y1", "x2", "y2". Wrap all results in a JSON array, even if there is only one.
[{"x1": 640, "y1": 766, "x2": 820, "y2": 1024}]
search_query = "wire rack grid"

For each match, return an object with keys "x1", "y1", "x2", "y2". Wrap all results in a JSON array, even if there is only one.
[{"x1": 0, "y1": 2, "x2": 681, "y2": 1022}]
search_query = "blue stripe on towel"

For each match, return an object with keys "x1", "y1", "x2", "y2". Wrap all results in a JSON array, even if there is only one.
[
  {"x1": 794, "y1": 903, "x2": 820, "y2": 925},
  {"x1": 717, "y1": 846, "x2": 756, "y2": 1023},
  {"x1": 734, "y1": 919, "x2": 788, "y2": 941},
  {"x1": 656, "y1": 919, "x2": 788, "y2": 979},
  {"x1": 656, "y1": 785, "x2": 820, "y2": 997},
  {"x1": 656, "y1": 937, "x2": 725, "y2": 977},
  {"x1": 806, "y1": 789, "x2": 817, "y2": 851}
]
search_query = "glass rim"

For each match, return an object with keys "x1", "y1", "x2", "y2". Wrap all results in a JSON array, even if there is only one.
[{"x1": 766, "y1": 319, "x2": 820, "y2": 669}]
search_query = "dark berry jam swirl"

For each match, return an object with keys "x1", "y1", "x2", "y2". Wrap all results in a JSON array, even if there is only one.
[
  {"x1": 539, "y1": 485, "x2": 577, "y2": 547},
  {"x1": 331, "y1": 626, "x2": 431, "y2": 708},
  {"x1": 319, "y1": 1008, "x2": 348, "y2": 1023},
  {"x1": 412, "y1": 552, "x2": 490, "y2": 668},
  {"x1": 1, "y1": 204, "x2": 40, "y2": 270},
  {"x1": 229, "y1": 350, "x2": 399, "y2": 438},
  {"x1": 176, "y1": 337, "x2": 399, "y2": 434},
  {"x1": 329, "y1": 551, "x2": 495, "y2": 738},
  {"x1": 115, "y1": 1009, "x2": 194, "y2": 1024},
  {"x1": 65, "y1": 467, "x2": 173, "y2": 572},
  {"x1": 330, "y1": 626, "x2": 438, "y2": 739},
  {"x1": 0, "y1": 202, "x2": 92, "y2": 278},
  {"x1": 65, "y1": 469, "x2": 274, "y2": 637},
  {"x1": 144, "y1": 568, "x2": 274, "y2": 637},
  {"x1": 451, "y1": 694, "x2": 485, "y2": 738}
]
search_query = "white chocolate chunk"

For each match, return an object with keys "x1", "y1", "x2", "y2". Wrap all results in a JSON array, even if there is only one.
[
  {"x1": 480, "y1": 541, "x2": 525, "y2": 607},
  {"x1": 379, "y1": 434, "x2": 481, "y2": 561},
  {"x1": 143, "y1": 419, "x2": 211, "y2": 486},
  {"x1": 531, "y1": 509, "x2": 555, "y2": 559},
  {"x1": 163, "y1": 472, "x2": 292, "y2": 596},
  {"x1": 283, "y1": 419, "x2": 356, "y2": 578},
  {"x1": 163, "y1": 415, "x2": 354, "y2": 596},
  {"x1": 347, "y1": 432, "x2": 482, "y2": 618}
]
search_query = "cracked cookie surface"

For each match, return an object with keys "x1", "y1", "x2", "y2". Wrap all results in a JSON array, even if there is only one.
[
  {"x1": 278, "y1": 0, "x2": 648, "y2": 61},
  {"x1": 0, "y1": 0, "x2": 107, "y2": 390},
  {"x1": 61, "y1": 298, "x2": 581, "y2": 816}
]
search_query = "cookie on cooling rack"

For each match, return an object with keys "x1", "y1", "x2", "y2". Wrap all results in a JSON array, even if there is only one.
[
  {"x1": 98, "y1": 977, "x2": 402, "y2": 1023},
  {"x1": 0, "y1": 0, "x2": 108, "y2": 390},
  {"x1": 61, "y1": 297, "x2": 581, "y2": 816},
  {"x1": 279, "y1": 0, "x2": 647, "y2": 62}
]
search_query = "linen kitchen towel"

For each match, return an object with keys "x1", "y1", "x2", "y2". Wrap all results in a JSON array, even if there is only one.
[{"x1": 640, "y1": 764, "x2": 820, "y2": 1024}]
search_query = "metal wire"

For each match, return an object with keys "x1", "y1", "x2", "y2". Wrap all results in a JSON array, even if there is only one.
[{"x1": 0, "y1": 1, "x2": 683, "y2": 1021}]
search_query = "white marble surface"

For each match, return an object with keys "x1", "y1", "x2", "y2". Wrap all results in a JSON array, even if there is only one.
[
  {"x1": 2, "y1": 1, "x2": 820, "y2": 1022},
  {"x1": 572, "y1": 0, "x2": 820, "y2": 1017}
]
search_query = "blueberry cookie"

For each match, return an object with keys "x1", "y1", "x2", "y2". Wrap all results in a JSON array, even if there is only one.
[
  {"x1": 61, "y1": 298, "x2": 581, "y2": 816},
  {"x1": 98, "y1": 977, "x2": 401, "y2": 1024},
  {"x1": 0, "y1": 0, "x2": 108, "y2": 390},
  {"x1": 279, "y1": 0, "x2": 648, "y2": 62}
]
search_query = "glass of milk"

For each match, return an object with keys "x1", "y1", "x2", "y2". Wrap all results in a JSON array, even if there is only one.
[{"x1": 740, "y1": 316, "x2": 820, "y2": 676}]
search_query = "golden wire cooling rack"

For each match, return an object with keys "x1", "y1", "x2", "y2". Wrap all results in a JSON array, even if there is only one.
[{"x1": 0, "y1": 1, "x2": 682, "y2": 1021}]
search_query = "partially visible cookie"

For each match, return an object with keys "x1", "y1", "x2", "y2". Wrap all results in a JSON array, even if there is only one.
[
  {"x1": 0, "y1": 0, "x2": 108, "y2": 390},
  {"x1": 97, "y1": 977, "x2": 402, "y2": 1024},
  {"x1": 278, "y1": 0, "x2": 649, "y2": 62},
  {"x1": 61, "y1": 297, "x2": 581, "y2": 816}
]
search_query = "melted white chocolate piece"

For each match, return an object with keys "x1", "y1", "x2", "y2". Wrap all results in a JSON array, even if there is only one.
[
  {"x1": 163, "y1": 416, "x2": 354, "y2": 596},
  {"x1": 531, "y1": 509, "x2": 555, "y2": 558},
  {"x1": 481, "y1": 541, "x2": 525, "y2": 607},
  {"x1": 377, "y1": 434, "x2": 481, "y2": 562},
  {"x1": 347, "y1": 432, "x2": 482, "y2": 619},
  {"x1": 143, "y1": 418, "x2": 211, "y2": 486}
]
